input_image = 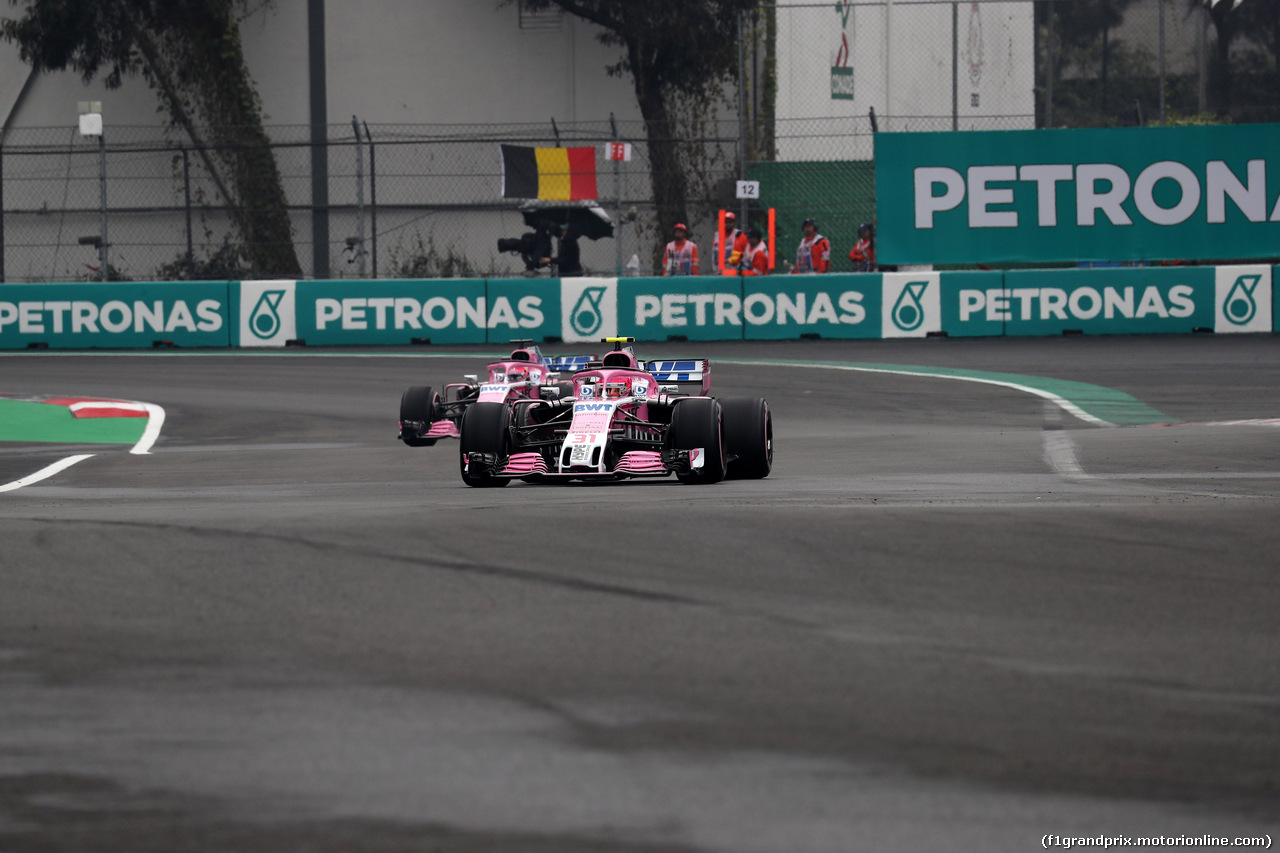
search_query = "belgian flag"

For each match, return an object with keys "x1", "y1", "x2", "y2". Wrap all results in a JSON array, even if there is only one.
[{"x1": 501, "y1": 145, "x2": 598, "y2": 201}]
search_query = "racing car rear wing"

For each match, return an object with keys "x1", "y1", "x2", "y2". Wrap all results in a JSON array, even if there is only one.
[
  {"x1": 641, "y1": 359, "x2": 711, "y2": 396},
  {"x1": 544, "y1": 354, "x2": 595, "y2": 373},
  {"x1": 544, "y1": 354, "x2": 710, "y2": 396}
]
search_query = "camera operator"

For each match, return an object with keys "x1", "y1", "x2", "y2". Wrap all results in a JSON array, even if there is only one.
[
  {"x1": 556, "y1": 224, "x2": 582, "y2": 277},
  {"x1": 498, "y1": 225, "x2": 554, "y2": 273}
]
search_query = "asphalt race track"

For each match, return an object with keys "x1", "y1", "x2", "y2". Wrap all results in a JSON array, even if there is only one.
[{"x1": 1, "y1": 336, "x2": 1278, "y2": 852}]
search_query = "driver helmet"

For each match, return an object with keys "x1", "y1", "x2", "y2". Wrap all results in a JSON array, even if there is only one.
[
  {"x1": 507, "y1": 367, "x2": 528, "y2": 383},
  {"x1": 604, "y1": 380, "x2": 630, "y2": 399}
]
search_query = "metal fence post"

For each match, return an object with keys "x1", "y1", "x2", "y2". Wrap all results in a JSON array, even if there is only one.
[
  {"x1": 737, "y1": 9, "x2": 747, "y2": 224},
  {"x1": 1159, "y1": 0, "x2": 1166, "y2": 125},
  {"x1": 1046, "y1": 0, "x2": 1055, "y2": 128},
  {"x1": 951, "y1": 1, "x2": 958, "y2": 131},
  {"x1": 0, "y1": 141, "x2": 5, "y2": 284},
  {"x1": 98, "y1": 132, "x2": 108, "y2": 282},
  {"x1": 352, "y1": 115, "x2": 366, "y2": 278},
  {"x1": 182, "y1": 146, "x2": 194, "y2": 277},
  {"x1": 364, "y1": 120, "x2": 377, "y2": 278},
  {"x1": 1198, "y1": 4, "x2": 1207, "y2": 112},
  {"x1": 611, "y1": 112, "x2": 621, "y2": 276},
  {"x1": 308, "y1": 0, "x2": 330, "y2": 279}
]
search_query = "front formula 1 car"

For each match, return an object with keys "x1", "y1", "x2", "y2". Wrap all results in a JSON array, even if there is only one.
[
  {"x1": 398, "y1": 340, "x2": 572, "y2": 447},
  {"x1": 458, "y1": 339, "x2": 773, "y2": 487}
]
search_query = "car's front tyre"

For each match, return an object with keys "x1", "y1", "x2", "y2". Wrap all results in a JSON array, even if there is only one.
[
  {"x1": 399, "y1": 385, "x2": 441, "y2": 447},
  {"x1": 721, "y1": 396, "x2": 772, "y2": 479},
  {"x1": 668, "y1": 398, "x2": 726, "y2": 484},
  {"x1": 459, "y1": 402, "x2": 511, "y2": 487}
]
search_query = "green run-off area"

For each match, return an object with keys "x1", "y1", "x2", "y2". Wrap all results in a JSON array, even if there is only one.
[{"x1": 0, "y1": 400, "x2": 145, "y2": 445}]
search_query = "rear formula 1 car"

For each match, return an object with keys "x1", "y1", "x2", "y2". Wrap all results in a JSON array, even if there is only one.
[
  {"x1": 398, "y1": 340, "x2": 572, "y2": 446},
  {"x1": 458, "y1": 338, "x2": 773, "y2": 487}
]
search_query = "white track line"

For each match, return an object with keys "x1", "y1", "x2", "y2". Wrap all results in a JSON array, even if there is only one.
[
  {"x1": 1, "y1": 399, "x2": 165, "y2": 493},
  {"x1": 130, "y1": 403, "x2": 166, "y2": 455},
  {"x1": 717, "y1": 359, "x2": 1115, "y2": 427},
  {"x1": 1042, "y1": 432, "x2": 1093, "y2": 480},
  {"x1": 0, "y1": 454, "x2": 96, "y2": 493}
]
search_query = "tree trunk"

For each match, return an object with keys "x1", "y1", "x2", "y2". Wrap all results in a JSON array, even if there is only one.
[
  {"x1": 1209, "y1": 3, "x2": 1236, "y2": 116},
  {"x1": 188, "y1": 22, "x2": 301, "y2": 277},
  {"x1": 630, "y1": 54, "x2": 689, "y2": 270},
  {"x1": 157, "y1": 6, "x2": 302, "y2": 277}
]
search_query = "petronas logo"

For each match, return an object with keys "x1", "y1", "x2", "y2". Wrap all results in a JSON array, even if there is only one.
[
  {"x1": 1223, "y1": 274, "x2": 1260, "y2": 326},
  {"x1": 249, "y1": 290, "x2": 286, "y2": 339},
  {"x1": 571, "y1": 287, "x2": 606, "y2": 337},
  {"x1": 892, "y1": 280, "x2": 929, "y2": 331}
]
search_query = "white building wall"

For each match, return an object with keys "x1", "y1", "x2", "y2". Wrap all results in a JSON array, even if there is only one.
[
  {"x1": 774, "y1": 0, "x2": 1035, "y2": 162},
  {"x1": 2, "y1": 0, "x2": 643, "y2": 132},
  {"x1": 0, "y1": 0, "x2": 653, "y2": 279}
]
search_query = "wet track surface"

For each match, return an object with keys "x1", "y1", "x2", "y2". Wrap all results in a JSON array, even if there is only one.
[{"x1": 1, "y1": 337, "x2": 1278, "y2": 852}]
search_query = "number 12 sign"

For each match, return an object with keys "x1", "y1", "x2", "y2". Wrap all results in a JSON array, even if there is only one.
[{"x1": 736, "y1": 180, "x2": 760, "y2": 199}]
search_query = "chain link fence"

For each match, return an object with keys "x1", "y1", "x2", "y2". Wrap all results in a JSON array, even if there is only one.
[{"x1": 1, "y1": 0, "x2": 1276, "y2": 283}]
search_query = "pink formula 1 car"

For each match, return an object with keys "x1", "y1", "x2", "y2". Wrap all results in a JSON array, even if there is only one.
[
  {"x1": 398, "y1": 340, "x2": 571, "y2": 447},
  {"x1": 457, "y1": 338, "x2": 773, "y2": 487}
]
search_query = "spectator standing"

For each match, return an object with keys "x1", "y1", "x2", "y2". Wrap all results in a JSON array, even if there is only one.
[
  {"x1": 793, "y1": 217, "x2": 831, "y2": 274},
  {"x1": 849, "y1": 222, "x2": 876, "y2": 272},
  {"x1": 662, "y1": 223, "x2": 700, "y2": 276}
]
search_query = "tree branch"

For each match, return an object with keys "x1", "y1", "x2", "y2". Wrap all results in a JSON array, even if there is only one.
[{"x1": 130, "y1": 25, "x2": 251, "y2": 243}]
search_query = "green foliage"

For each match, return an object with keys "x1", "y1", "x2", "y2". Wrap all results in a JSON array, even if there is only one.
[
  {"x1": 76, "y1": 262, "x2": 130, "y2": 282},
  {"x1": 1, "y1": 0, "x2": 302, "y2": 276},
  {"x1": 155, "y1": 237, "x2": 252, "y2": 281},
  {"x1": 518, "y1": 0, "x2": 756, "y2": 243},
  {"x1": 387, "y1": 233, "x2": 487, "y2": 280},
  {"x1": 1163, "y1": 110, "x2": 1231, "y2": 126}
]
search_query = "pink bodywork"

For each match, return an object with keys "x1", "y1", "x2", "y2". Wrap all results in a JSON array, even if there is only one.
[
  {"x1": 445, "y1": 354, "x2": 555, "y2": 407},
  {"x1": 488, "y1": 350, "x2": 714, "y2": 480},
  {"x1": 550, "y1": 365, "x2": 665, "y2": 475}
]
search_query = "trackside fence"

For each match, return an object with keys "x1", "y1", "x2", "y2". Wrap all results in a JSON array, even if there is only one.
[{"x1": 0, "y1": 266, "x2": 1273, "y2": 350}]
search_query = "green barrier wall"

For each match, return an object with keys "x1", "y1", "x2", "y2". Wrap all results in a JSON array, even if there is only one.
[
  {"x1": 483, "y1": 278, "x2": 560, "y2": 344},
  {"x1": 939, "y1": 270, "x2": 1006, "y2": 337},
  {"x1": 743, "y1": 274, "x2": 882, "y2": 340},
  {"x1": 297, "y1": 279, "x2": 490, "y2": 346},
  {"x1": 621, "y1": 277, "x2": 745, "y2": 341},
  {"x1": 876, "y1": 124, "x2": 1280, "y2": 266},
  {"x1": 994, "y1": 267, "x2": 1215, "y2": 336},
  {"x1": 6, "y1": 268, "x2": 1273, "y2": 349},
  {"x1": 0, "y1": 281, "x2": 231, "y2": 349}
]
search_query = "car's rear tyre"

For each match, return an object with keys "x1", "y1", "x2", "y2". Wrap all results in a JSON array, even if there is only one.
[
  {"x1": 459, "y1": 401, "x2": 511, "y2": 487},
  {"x1": 399, "y1": 385, "x2": 441, "y2": 447},
  {"x1": 721, "y1": 397, "x2": 772, "y2": 480},
  {"x1": 668, "y1": 398, "x2": 725, "y2": 484}
]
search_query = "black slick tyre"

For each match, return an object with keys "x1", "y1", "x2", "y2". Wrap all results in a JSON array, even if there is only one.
[
  {"x1": 668, "y1": 398, "x2": 726, "y2": 484},
  {"x1": 459, "y1": 401, "x2": 511, "y2": 487},
  {"x1": 399, "y1": 385, "x2": 441, "y2": 447},
  {"x1": 721, "y1": 397, "x2": 773, "y2": 480}
]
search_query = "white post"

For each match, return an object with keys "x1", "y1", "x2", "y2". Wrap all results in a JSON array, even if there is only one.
[{"x1": 78, "y1": 101, "x2": 107, "y2": 281}]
